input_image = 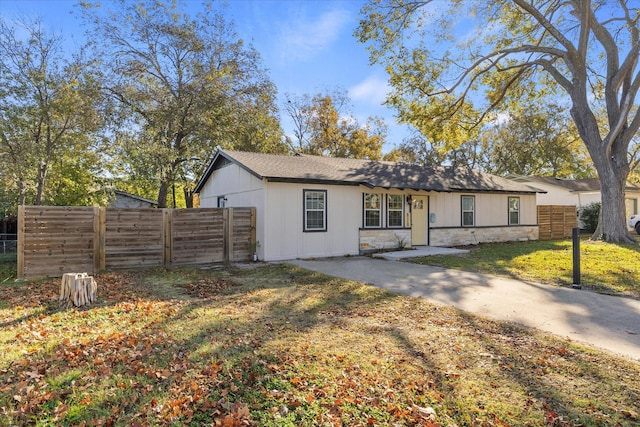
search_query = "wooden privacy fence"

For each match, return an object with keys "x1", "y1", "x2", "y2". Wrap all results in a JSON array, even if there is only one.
[
  {"x1": 537, "y1": 205, "x2": 577, "y2": 240},
  {"x1": 17, "y1": 206, "x2": 256, "y2": 279}
]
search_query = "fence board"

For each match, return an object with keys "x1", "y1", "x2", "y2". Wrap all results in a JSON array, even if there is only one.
[
  {"x1": 537, "y1": 205, "x2": 577, "y2": 240},
  {"x1": 105, "y1": 208, "x2": 164, "y2": 270},
  {"x1": 17, "y1": 206, "x2": 255, "y2": 279},
  {"x1": 170, "y1": 208, "x2": 226, "y2": 267}
]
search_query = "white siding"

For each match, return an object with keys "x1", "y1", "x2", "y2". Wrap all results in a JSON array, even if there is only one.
[
  {"x1": 263, "y1": 183, "x2": 361, "y2": 261},
  {"x1": 199, "y1": 162, "x2": 540, "y2": 259},
  {"x1": 534, "y1": 182, "x2": 578, "y2": 206},
  {"x1": 427, "y1": 192, "x2": 537, "y2": 228}
]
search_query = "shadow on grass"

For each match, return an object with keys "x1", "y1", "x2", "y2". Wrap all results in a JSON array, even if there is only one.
[
  {"x1": 411, "y1": 238, "x2": 640, "y2": 298},
  {"x1": 2, "y1": 264, "x2": 638, "y2": 426}
]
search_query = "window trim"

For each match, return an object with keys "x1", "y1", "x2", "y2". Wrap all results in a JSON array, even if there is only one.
[
  {"x1": 303, "y1": 189, "x2": 327, "y2": 232},
  {"x1": 387, "y1": 194, "x2": 404, "y2": 228},
  {"x1": 508, "y1": 196, "x2": 520, "y2": 225},
  {"x1": 461, "y1": 195, "x2": 475, "y2": 227},
  {"x1": 363, "y1": 193, "x2": 382, "y2": 228}
]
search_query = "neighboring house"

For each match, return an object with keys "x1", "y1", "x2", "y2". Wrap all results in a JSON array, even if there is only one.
[
  {"x1": 109, "y1": 190, "x2": 158, "y2": 208},
  {"x1": 194, "y1": 150, "x2": 543, "y2": 262},
  {"x1": 510, "y1": 176, "x2": 640, "y2": 222}
]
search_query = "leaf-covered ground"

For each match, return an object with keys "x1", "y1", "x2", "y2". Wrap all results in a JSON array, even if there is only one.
[{"x1": 1, "y1": 265, "x2": 639, "y2": 426}]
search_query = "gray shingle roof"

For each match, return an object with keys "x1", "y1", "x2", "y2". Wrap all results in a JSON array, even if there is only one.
[
  {"x1": 520, "y1": 176, "x2": 640, "y2": 192},
  {"x1": 195, "y1": 150, "x2": 543, "y2": 194}
]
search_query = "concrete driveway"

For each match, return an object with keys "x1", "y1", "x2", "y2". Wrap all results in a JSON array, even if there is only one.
[{"x1": 288, "y1": 256, "x2": 640, "y2": 361}]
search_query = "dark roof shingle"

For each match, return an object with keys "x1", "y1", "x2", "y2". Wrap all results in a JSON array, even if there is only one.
[
  {"x1": 523, "y1": 176, "x2": 640, "y2": 192},
  {"x1": 195, "y1": 150, "x2": 542, "y2": 194}
]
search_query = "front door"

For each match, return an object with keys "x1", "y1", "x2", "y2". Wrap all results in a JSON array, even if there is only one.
[{"x1": 411, "y1": 196, "x2": 427, "y2": 246}]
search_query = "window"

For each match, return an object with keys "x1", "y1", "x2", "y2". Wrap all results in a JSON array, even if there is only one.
[
  {"x1": 364, "y1": 193, "x2": 381, "y2": 228},
  {"x1": 461, "y1": 195, "x2": 475, "y2": 227},
  {"x1": 508, "y1": 197, "x2": 520, "y2": 225},
  {"x1": 303, "y1": 190, "x2": 326, "y2": 232},
  {"x1": 387, "y1": 194, "x2": 404, "y2": 227},
  {"x1": 626, "y1": 198, "x2": 638, "y2": 216}
]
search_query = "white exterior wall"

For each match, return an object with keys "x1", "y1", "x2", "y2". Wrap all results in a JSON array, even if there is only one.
[
  {"x1": 533, "y1": 183, "x2": 578, "y2": 206},
  {"x1": 428, "y1": 192, "x2": 537, "y2": 228},
  {"x1": 197, "y1": 163, "x2": 267, "y2": 259},
  {"x1": 263, "y1": 182, "x2": 361, "y2": 261},
  {"x1": 199, "y1": 163, "x2": 541, "y2": 259},
  {"x1": 427, "y1": 192, "x2": 538, "y2": 246}
]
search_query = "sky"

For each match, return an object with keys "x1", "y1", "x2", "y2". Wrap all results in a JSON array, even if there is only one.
[{"x1": 0, "y1": 0, "x2": 413, "y2": 152}]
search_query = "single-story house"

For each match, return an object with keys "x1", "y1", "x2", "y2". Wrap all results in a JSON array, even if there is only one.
[
  {"x1": 194, "y1": 150, "x2": 543, "y2": 261},
  {"x1": 109, "y1": 190, "x2": 158, "y2": 208},
  {"x1": 509, "y1": 176, "x2": 640, "y2": 220}
]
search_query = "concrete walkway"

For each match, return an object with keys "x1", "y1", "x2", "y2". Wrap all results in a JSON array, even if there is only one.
[
  {"x1": 288, "y1": 256, "x2": 640, "y2": 360},
  {"x1": 372, "y1": 246, "x2": 469, "y2": 260}
]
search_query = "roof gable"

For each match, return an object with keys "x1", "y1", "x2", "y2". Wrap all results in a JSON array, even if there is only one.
[{"x1": 195, "y1": 150, "x2": 542, "y2": 194}]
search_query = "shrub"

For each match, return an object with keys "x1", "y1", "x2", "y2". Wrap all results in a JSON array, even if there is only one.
[{"x1": 578, "y1": 202, "x2": 600, "y2": 233}]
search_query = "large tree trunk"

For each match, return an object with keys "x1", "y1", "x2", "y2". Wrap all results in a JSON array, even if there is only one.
[
  {"x1": 35, "y1": 163, "x2": 47, "y2": 205},
  {"x1": 571, "y1": 100, "x2": 634, "y2": 244},
  {"x1": 596, "y1": 165, "x2": 635, "y2": 243},
  {"x1": 184, "y1": 187, "x2": 194, "y2": 208},
  {"x1": 157, "y1": 181, "x2": 169, "y2": 208},
  {"x1": 157, "y1": 162, "x2": 175, "y2": 209}
]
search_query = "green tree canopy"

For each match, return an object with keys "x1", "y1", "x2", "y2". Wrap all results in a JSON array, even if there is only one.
[
  {"x1": 0, "y1": 18, "x2": 106, "y2": 211},
  {"x1": 82, "y1": 0, "x2": 285, "y2": 208},
  {"x1": 480, "y1": 105, "x2": 595, "y2": 178},
  {"x1": 357, "y1": 0, "x2": 640, "y2": 243},
  {"x1": 284, "y1": 89, "x2": 386, "y2": 160}
]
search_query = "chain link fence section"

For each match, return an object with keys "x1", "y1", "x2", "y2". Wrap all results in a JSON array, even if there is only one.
[{"x1": 0, "y1": 234, "x2": 17, "y2": 254}]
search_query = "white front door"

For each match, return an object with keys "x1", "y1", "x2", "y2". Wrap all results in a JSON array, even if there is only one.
[{"x1": 411, "y1": 196, "x2": 427, "y2": 246}]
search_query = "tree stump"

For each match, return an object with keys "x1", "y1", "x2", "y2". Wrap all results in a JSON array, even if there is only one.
[{"x1": 59, "y1": 273, "x2": 97, "y2": 309}]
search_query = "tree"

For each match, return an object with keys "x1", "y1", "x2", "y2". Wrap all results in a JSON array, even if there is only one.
[
  {"x1": 284, "y1": 89, "x2": 386, "y2": 160},
  {"x1": 357, "y1": 0, "x2": 640, "y2": 243},
  {"x1": 383, "y1": 131, "x2": 486, "y2": 169},
  {"x1": 82, "y1": 0, "x2": 285, "y2": 208},
  {"x1": 480, "y1": 105, "x2": 595, "y2": 178},
  {"x1": 0, "y1": 18, "x2": 105, "y2": 209}
]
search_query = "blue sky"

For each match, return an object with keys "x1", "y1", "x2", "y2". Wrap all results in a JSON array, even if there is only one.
[{"x1": 0, "y1": 0, "x2": 412, "y2": 152}]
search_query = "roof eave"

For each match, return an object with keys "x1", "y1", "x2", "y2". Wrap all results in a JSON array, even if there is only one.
[{"x1": 194, "y1": 149, "x2": 265, "y2": 193}]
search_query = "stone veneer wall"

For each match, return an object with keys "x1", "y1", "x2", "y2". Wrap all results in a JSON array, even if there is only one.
[
  {"x1": 359, "y1": 229, "x2": 412, "y2": 253},
  {"x1": 429, "y1": 226, "x2": 539, "y2": 247}
]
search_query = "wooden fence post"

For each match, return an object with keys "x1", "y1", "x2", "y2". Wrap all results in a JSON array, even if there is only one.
[
  {"x1": 228, "y1": 208, "x2": 235, "y2": 263},
  {"x1": 222, "y1": 208, "x2": 229, "y2": 265},
  {"x1": 93, "y1": 207, "x2": 106, "y2": 273},
  {"x1": 17, "y1": 205, "x2": 25, "y2": 280},
  {"x1": 163, "y1": 209, "x2": 173, "y2": 268}
]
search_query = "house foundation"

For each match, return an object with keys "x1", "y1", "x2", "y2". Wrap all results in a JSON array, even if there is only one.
[
  {"x1": 359, "y1": 229, "x2": 412, "y2": 253},
  {"x1": 429, "y1": 226, "x2": 539, "y2": 246}
]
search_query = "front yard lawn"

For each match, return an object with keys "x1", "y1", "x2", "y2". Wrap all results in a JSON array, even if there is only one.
[
  {"x1": 410, "y1": 238, "x2": 640, "y2": 298},
  {"x1": 0, "y1": 252, "x2": 16, "y2": 283},
  {"x1": 1, "y1": 265, "x2": 639, "y2": 426}
]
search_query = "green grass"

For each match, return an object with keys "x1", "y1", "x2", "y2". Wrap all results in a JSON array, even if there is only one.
[
  {"x1": 1, "y1": 266, "x2": 639, "y2": 426},
  {"x1": 0, "y1": 252, "x2": 16, "y2": 283},
  {"x1": 410, "y1": 238, "x2": 640, "y2": 298}
]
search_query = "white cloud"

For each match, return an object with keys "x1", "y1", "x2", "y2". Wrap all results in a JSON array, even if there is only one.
[
  {"x1": 349, "y1": 75, "x2": 390, "y2": 105},
  {"x1": 489, "y1": 112, "x2": 511, "y2": 126},
  {"x1": 279, "y1": 8, "x2": 351, "y2": 62}
]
